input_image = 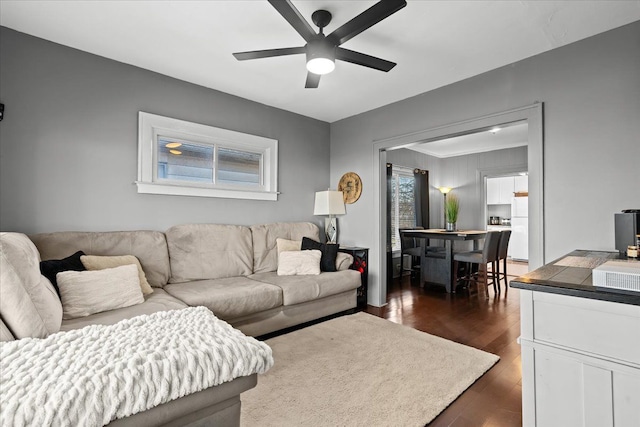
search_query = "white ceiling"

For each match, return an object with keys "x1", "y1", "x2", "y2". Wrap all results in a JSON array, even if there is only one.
[
  {"x1": 1, "y1": 1, "x2": 639, "y2": 123},
  {"x1": 406, "y1": 122, "x2": 528, "y2": 158}
]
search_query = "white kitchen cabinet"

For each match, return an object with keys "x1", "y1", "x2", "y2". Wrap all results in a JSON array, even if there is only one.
[
  {"x1": 519, "y1": 290, "x2": 640, "y2": 427},
  {"x1": 499, "y1": 177, "x2": 515, "y2": 203},
  {"x1": 487, "y1": 176, "x2": 514, "y2": 205},
  {"x1": 487, "y1": 177, "x2": 501, "y2": 204},
  {"x1": 514, "y1": 175, "x2": 528, "y2": 193}
]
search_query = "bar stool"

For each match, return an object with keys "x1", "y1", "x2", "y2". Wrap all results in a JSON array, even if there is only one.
[
  {"x1": 453, "y1": 231, "x2": 501, "y2": 296},
  {"x1": 399, "y1": 227, "x2": 424, "y2": 280},
  {"x1": 495, "y1": 230, "x2": 512, "y2": 291}
]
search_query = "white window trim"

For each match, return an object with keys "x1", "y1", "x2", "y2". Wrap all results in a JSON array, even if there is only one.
[{"x1": 136, "y1": 112, "x2": 278, "y2": 201}]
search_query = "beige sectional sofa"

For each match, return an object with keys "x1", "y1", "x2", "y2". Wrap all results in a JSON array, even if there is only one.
[{"x1": 0, "y1": 222, "x2": 361, "y2": 426}]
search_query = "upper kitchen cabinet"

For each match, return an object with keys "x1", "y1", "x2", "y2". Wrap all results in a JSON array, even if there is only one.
[
  {"x1": 487, "y1": 176, "x2": 515, "y2": 205},
  {"x1": 487, "y1": 178, "x2": 500, "y2": 204},
  {"x1": 514, "y1": 175, "x2": 529, "y2": 193}
]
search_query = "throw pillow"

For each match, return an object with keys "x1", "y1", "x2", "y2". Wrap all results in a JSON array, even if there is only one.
[
  {"x1": 56, "y1": 264, "x2": 144, "y2": 319},
  {"x1": 276, "y1": 238, "x2": 301, "y2": 255},
  {"x1": 80, "y1": 255, "x2": 153, "y2": 295},
  {"x1": 301, "y1": 237, "x2": 338, "y2": 272},
  {"x1": 335, "y1": 252, "x2": 354, "y2": 270},
  {"x1": 39, "y1": 251, "x2": 86, "y2": 296},
  {"x1": 277, "y1": 250, "x2": 321, "y2": 276}
]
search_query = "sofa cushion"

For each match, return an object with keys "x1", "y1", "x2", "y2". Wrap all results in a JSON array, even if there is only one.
[
  {"x1": 251, "y1": 222, "x2": 320, "y2": 274},
  {"x1": 81, "y1": 254, "x2": 154, "y2": 295},
  {"x1": 57, "y1": 264, "x2": 145, "y2": 319},
  {"x1": 164, "y1": 277, "x2": 282, "y2": 320},
  {"x1": 29, "y1": 231, "x2": 171, "y2": 288},
  {"x1": 166, "y1": 224, "x2": 253, "y2": 283},
  {"x1": 249, "y1": 270, "x2": 361, "y2": 306},
  {"x1": 0, "y1": 232, "x2": 63, "y2": 339},
  {"x1": 60, "y1": 288, "x2": 188, "y2": 332}
]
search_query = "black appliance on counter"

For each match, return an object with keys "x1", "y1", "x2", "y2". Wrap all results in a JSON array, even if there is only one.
[{"x1": 614, "y1": 209, "x2": 640, "y2": 254}]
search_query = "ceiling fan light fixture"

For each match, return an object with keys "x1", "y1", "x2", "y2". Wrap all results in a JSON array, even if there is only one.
[
  {"x1": 306, "y1": 39, "x2": 336, "y2": 75},
  {"x1": 306, "y1": 57, "x2": 335, "y2": 75}
]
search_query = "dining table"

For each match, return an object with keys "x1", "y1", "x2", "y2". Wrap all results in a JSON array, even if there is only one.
[{"x1": 399, "y1": 229, "x2": 487, "y2": 293}]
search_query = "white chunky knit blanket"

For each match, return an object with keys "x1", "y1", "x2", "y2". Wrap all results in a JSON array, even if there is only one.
[{"x1": 0, "y1": 306, "x2": 273, "y2": 427}]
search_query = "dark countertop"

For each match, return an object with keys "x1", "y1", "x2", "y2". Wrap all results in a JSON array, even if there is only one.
[{"x1": 510, "y1": 249, "x2": 640, "y2": 306}]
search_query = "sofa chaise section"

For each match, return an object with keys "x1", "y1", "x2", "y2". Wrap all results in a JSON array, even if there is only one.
[
  {"x1": 4, "y1": 231, "x2": 259, "y2": 427},
  {"x1": 106, "y1": 374, "x2": 257, "y2": 427}
]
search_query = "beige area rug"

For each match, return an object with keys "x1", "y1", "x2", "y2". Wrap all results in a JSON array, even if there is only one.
[{"x1": 241, "y1": 312, "x2": 499, "y2": 426}]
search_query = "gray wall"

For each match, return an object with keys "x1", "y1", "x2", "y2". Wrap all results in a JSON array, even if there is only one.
[
  {"x1": 0, "y1": 28, "x2": 330, "y2": 233},
  {"x1": 331, "y1": 22, "x2": 640, "y2": 306}
]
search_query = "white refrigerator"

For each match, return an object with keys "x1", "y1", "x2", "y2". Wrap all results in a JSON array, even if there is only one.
[{"x1": 510, "y1": 196, "x2": 528, "y2": 261}]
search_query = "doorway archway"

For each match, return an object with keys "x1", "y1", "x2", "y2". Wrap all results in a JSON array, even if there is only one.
[{"x1": 370, "y1": 103, "x2": 544, "y2": 306}]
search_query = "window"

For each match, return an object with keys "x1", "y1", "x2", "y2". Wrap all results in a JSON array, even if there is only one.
[
  {"x1": 137, "y1": 112, "x2": 278, "y2": 201},
  {"x1": 390, "y1": 166, "x2": 416, "y2": 252}
]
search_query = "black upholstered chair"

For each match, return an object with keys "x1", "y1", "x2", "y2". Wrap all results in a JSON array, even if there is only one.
[
  {"x1": 453, "y1": 231, "x2": 501, "y2": 296},
  {"x1": 399, "y1": 227, "x2": 425, "y2": 280},
  {"x1": 495, "y1": 230, "x2": 512, "y2": 291}
]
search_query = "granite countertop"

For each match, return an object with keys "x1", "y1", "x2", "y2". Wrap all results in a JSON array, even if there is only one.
[{"x1": 510, "y1": 249, "x2": 640, "y2": 306}]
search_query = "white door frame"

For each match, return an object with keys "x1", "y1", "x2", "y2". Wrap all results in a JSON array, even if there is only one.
[{"x1": 371, "y1": 103, "x2": 544, "y2": 307}]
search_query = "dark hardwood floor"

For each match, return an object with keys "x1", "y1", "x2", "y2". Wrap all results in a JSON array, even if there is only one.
[{"x1": 365, "y1": 274, "x2": 523, "y2": 426}]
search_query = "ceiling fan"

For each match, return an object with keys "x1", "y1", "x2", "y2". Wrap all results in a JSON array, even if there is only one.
[{"x1": 233, "y1": 0, "x2": 407, "y2": 88}]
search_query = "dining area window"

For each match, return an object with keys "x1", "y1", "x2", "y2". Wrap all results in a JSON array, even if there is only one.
[{"x1": 390, "y1": 166, "x2": 416, "y2": 251}]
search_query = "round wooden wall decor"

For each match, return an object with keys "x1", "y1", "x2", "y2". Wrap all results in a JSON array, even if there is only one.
[{"x1": 338, "y1": 172, "x2": 362, "y2": 204}]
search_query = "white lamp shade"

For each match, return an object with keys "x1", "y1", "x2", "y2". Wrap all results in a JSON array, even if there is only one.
[{"x1": 314, "y1": 191, "x2": 346, "y2": 215}]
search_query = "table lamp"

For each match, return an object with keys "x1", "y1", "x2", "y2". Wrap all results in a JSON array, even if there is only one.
[{"x1": 314, "y1": 190, "x2": 346, "y2": 243}]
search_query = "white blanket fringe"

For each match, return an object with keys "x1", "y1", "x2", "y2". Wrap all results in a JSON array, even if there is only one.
[{"x1": 0, "y1": 306, "x2": 273, "y2": 427}]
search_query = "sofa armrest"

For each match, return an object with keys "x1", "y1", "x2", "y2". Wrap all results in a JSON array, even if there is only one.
[{"x1": 336, "y1": 253, "x2": 353, "y2": 271}]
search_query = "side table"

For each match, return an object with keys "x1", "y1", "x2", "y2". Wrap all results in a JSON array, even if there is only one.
[{"x1": 338, "y1": 246, "x2": 369, "y2": 307}]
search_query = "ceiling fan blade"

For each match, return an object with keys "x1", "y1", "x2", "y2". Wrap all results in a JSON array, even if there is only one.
[
  {"x1": 233, "y1": 46, "x2": 305, "y2": 61},
  {"x1": 268, "y1": 0, "x2": 317, "y2": 43},
  {"x1": 305, "y1": 72, "x2": 321, "y2": 88},
  {"x1": 336, "y1": 48, "x2": 396, "y2": 72},
  {"x1": 326, "y1": 0, "x2": 407, "y2": 46}
]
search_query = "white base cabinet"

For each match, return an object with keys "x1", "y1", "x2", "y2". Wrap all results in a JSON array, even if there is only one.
[{"x1": 519, "y1": 290, "x2": 640, "y2": 427}]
